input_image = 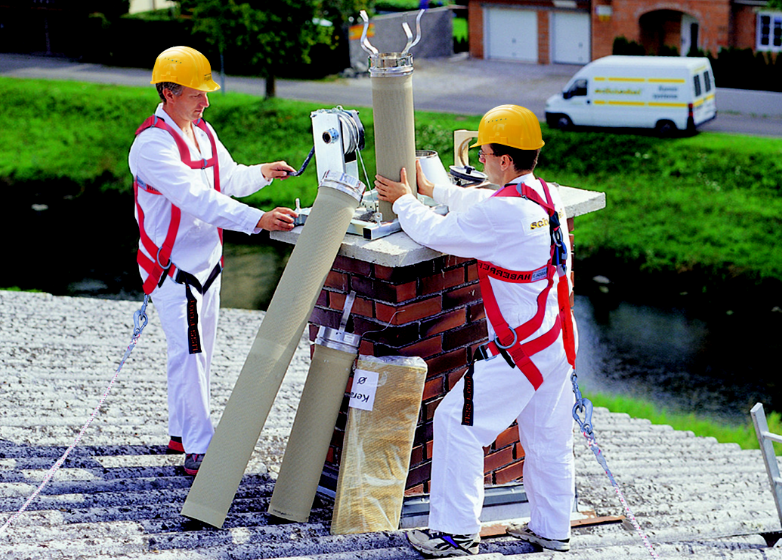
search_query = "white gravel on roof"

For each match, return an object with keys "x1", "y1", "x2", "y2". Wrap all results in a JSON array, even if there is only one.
[{"x1": 2, "y1": 289, "x2": 782, "y2": 559}]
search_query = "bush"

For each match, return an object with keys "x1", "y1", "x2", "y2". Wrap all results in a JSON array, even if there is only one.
[
  {"x1": 710, "y1": 47, "x2": 782, "y2": 92},
  {"x1": 612, "y1": 36, "x2": 645, "y2": 56}
]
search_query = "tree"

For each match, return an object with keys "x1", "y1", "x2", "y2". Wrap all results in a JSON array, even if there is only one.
[{"x1": 179, "y1": 0, "x2": 333, "y2": 97}]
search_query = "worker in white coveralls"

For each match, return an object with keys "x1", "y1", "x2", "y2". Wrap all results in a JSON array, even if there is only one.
[
  {"x1": 375, "y1": 105, "x2": 578, "y2": 556},
  {"x1": 129, "y1": 46, "x2": 298, "y2": 476}
]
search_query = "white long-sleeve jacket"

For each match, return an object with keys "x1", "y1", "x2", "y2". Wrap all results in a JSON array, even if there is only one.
[
  {"x1": 129, "y1": 104, "x2": 271, "y2": 287},
  {"x1": 392, "y1": 174, "x2": 575, "y2": 351}
]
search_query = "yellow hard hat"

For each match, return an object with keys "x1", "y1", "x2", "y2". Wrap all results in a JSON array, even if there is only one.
[
  {"x1": 471, "y1": 105, "x2": 544, "y2": 150},
  {"x1": 150, "y1": 46, "x2": 220, "y2": 92}
]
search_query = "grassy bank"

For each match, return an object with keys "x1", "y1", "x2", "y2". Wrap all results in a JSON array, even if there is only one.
[
  {"x1": 4, "y1": 76, "x2": 781, "y2": 299},
  {"x1": 586, "y1": 392, "x2": 782, "y2": 454}
]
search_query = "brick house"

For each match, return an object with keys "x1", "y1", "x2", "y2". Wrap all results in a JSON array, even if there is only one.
[{"x1": 467, "y1": 0, "x2": 782, "y2": 64}]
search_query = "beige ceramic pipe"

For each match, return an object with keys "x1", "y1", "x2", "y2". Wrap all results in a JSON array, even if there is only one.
[{"x1": 180, "y1": 172, "x2": 364, "y2": 528}]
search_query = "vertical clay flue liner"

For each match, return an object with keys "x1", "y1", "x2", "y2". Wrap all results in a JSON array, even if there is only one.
[
  {"x1": 181, "y1": 172, "x2": 365, "y2": 528},
  {"x1": 371, "y1": 52, "x2": 418, "y2": 221},
  {"x1": 267, "y1": 324, "x2": 361, "y2": 522}
]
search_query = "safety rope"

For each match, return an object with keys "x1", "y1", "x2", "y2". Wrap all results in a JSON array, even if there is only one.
[
  {"x1": 571, "y1": 371, "x2": 660, "y2": 559},
  {"x1": 0, "y1": 296, "x2": 151, "y2": 534}
]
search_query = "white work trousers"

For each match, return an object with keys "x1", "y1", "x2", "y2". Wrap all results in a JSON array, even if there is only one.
[
  {"x1": 428, "y1": 346, "x2": 575, "y2": 540},
  {"x1": 152, "y1": 275, "x2": 221, "y2": 454}
]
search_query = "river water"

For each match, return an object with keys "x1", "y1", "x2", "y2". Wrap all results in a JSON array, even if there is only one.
[{"x1": 10, "y1": 228, "x2": 779, "y2": 426}]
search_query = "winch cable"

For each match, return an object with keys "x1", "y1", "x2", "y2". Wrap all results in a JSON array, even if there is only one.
[
  {"x1": 356, "y1": 148, "x2": 373, "y2": 197},
  {"x1": 571, "y1": 371, "x2": 660, "y2": 559},
  {"x1": 0, "y1": 296, "x2": 152, "y2": 534}
]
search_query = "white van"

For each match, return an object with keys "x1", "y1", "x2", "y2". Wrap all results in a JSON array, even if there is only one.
[{"x1": 545, "y1": 55, "x2": 717, "y2": 134}]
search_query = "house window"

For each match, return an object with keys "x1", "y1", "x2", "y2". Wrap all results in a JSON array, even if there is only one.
[{"x1": 757, "y1": 12, "x2": 782, "y2": 52}]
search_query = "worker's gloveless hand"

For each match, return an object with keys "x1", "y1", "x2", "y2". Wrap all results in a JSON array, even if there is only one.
[
  {"x1": 375, "y1": 161, "x2": 434, "y2": 203},
  {"x1": 375, "y1": 166, "x2": 413, "y2": 204},
  {"x1": 261, "y1": 161, "x2": 297, "y2": 180},
  {"x1": 258, "y1": 207, "x2": 297, "y2": 231}
]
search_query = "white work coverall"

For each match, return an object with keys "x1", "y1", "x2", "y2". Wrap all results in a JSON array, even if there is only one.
[
  {"x1": 392, "y1": 174, "x2": 577, "y2": 540},
  {"x1": 129, "y1": 104, "x2": 272, "y2": 454}
]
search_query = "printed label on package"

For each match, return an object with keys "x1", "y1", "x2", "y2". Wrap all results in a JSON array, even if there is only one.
[{"x1": 348, "y1": 369, "x2": 379, "y2": 411}]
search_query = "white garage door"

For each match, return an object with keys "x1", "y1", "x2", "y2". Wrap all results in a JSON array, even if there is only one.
[
  {"x1": 484, "y1": 8, "x2": 538, "y2": 62},
  {"x1": 552, "y1": 12, "x2": 590, "y2": 64}
]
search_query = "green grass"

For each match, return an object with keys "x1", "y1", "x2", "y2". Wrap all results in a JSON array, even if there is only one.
[
  {"x1": 3, "y1": 75, "x2": 781, "y2": 288},
  {"x1": 585, "y1": 392, "x2": 782, "y2": 454}
]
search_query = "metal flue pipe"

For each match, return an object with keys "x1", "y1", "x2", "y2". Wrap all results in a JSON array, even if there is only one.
[
  {"x1": 361, "y1": 10, "x2": 422, "y2": 221},
  {"x1": 181, "y1": 171, "x2": 365, "y2": 528}
]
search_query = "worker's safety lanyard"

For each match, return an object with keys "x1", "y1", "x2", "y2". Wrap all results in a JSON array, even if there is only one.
[
  {"x1": 571, "y1": 373, "x2": 660, "y2": 559},
  {"x1": 0, "y1": 297, "x2": 151, "y2": 534}
]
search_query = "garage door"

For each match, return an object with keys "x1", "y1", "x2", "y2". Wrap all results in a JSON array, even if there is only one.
[
  {"x1": 484, "y1": 8, "x2": 538, "y2": 62},
  {"x1": 552, "y1": 12, "x2": 590, "y2": 64}
]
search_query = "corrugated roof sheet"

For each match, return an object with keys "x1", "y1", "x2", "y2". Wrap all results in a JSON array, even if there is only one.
[{"x1": 2, "y1": 290, "x2": 782, "y2": 559}]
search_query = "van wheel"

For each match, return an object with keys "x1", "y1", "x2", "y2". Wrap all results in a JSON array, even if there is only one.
[
  {"x1": 556, "y1": 115, "x2": 572, "y2": 130},
  {"x1": 655, "y1": 120, "x2": 677, "y2": 137}
]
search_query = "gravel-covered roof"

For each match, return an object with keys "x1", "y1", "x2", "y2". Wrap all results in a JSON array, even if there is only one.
[{"x1": 2, "y1": 290, "x2": 782, "y2": 559}]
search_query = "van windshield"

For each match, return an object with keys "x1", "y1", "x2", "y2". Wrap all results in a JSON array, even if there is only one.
[{"x1": 563, "y1": 79, "x2": 588, "y2": 99}]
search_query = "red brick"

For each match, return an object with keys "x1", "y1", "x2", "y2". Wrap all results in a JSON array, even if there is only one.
[
  {"x1": 373, "y1": 262, "x2": 424, "y2": 283},
  {"x1": 442, "y1": 321, "x2": 488, "y2": 351},
  {"x1": 466, "y1": 262, "x2": 479, "y2": 283},
  {"x1": 424, "y1": 396, "x2": 443, "y2": 421},
  {"x1": 494, "y1": 460, "x2": 524, "y2": 485},
  {"x1": 325, "y1": 270, "x2": 348, "y2": 291},
  {"x1": 403, "y1": 336, "x2": 443, "y2": 359},
  {"x1": 333, "y1": 255, "x2": 372, "y2": 276},
  {"x1": 425, "y1": 348, "x2": 468, "y2": 377},
  {"x1": 351, "y1": 276, "x2": 417, "y2": 303},
  {"x1": 330, "y1": 291, "x2": 374, "y2": 318},
  {"x1": 420, "y1": 268, "x2": 466, "y2": 295},
  {"x1": 467, "y1": 303, "x2": 486, "y2": 323},
  {"x1": 495, "y1": 425, "x2": 520, "y2": 450},
  {"x1": 484, "y1": 446, "x2": 514, "y2": 474},
  {"x1": 309, "y1": 306, "x2": 341, "y2": 330},
  {"x1": 308, "y1": 324, "x2": 319, "y2": 341},
  {"x1": 415, "y1": 421, "x2": 434, "y2": 446},
  {"x1": 421, "y1": 308, "x2": 467, "y2": 338},
  {"x1": 405, "y1": 484, "x2": 425, "y2": 496},
  {"x1": 515, "y1": 442, "x2": 525, "y2": 460},
  {"x1": 425, "y1": 440, "x2": 433, "y2": 460},
  {"x1": 443, "y1": 284, "x2": 482, "y2": 310},
  {"x1": 376, "y1": 296, "x2": 443, "y2": 325},
  {"x1": 485, "y1": 473, "x2": 493, "y2": 486},
  {"x1": 317, "y1": 289, "x2": 329, "y2": 307},
  {"x1": 359, "y1": 339, "x2": 375, "y2": 356},
  {"x1": 409, "y1": 445, "x2": 425, "y2": 468},
  {"x1": 567, "y1": 217, "x2": 574, "y2": 232},
  {"x1": 406, "y1": 462, "x2": 432, "y2": 489},
  {"x1": 353, "y1": 317, "x2": 420, "y2": 347},
  {"x1": 423, "y1": 376, "x2": 444, "y2": 401},
  {"x1": 447, "y1": 368, "x2": 467, "y2": 391}
]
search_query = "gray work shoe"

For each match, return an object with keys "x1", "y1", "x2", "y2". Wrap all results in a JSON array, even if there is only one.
[
  {"x1": 407, "y1": 529, "x2": 480, "y2": 557},
  {"x1": 184, "y1": 453, "x2": 203, "y2": 476},
  {"x1": 507, "y1": 523, "x2": 570, "y2": 552}
]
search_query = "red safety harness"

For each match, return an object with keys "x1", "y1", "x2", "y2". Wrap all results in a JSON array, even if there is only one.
[
  {"x1": 133, "y1": 115, "x2": 224, "y2": 296},
  {"x1": 462, "y1": 178, "x2": 577, "y2": 425}
]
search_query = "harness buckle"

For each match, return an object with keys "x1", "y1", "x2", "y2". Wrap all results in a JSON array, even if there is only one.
[
  {"x1": 494, "y1": 329, "x2": 518, "y2": 350},
  {"x1": 156, "y1": 246, "x2": 173, "y2": 270}
]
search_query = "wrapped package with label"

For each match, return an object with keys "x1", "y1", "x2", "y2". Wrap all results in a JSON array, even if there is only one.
[{"x1": 331, "y1": 354, "x2": 428, "y2": 534}]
